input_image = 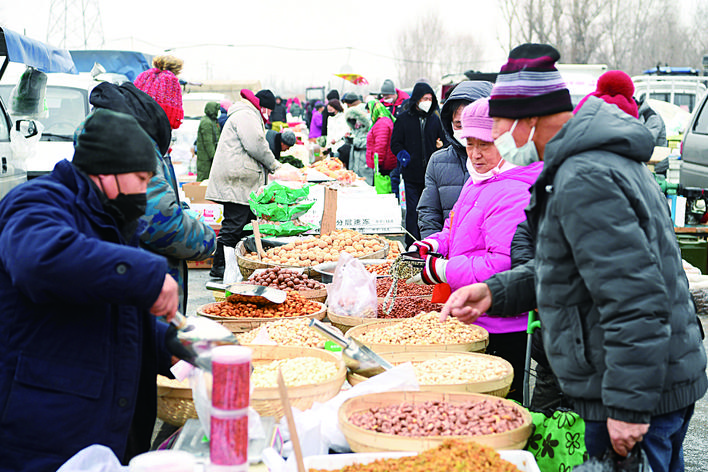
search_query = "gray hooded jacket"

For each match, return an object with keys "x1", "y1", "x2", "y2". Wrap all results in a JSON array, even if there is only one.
[
  {"x1": 416, "y1": 81, "x2": 493, "y2": 238},
  {"x1": 530, "y1": 96, "x2": 707, "y2": 423}
]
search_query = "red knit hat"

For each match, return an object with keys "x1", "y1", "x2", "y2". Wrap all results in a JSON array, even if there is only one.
[
  {"x1": 134, "y1": 68, "x2": 184, "y2": 129},
  {"x1": 574, "y1": 70, "x2": 638, "y2": 118}
]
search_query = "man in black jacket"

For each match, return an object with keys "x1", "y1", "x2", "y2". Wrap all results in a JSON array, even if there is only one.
[{"x1": 442, "y1": 44, "x2": 708, "y2": 471}]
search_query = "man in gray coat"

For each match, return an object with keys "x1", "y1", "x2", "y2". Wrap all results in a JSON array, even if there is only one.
[
  {"x1": 417, "y1": 81, "x2": 493, "y2": 238},
  {"x1": 442, "y1": 44, "x2": 707, "y2": 472}
]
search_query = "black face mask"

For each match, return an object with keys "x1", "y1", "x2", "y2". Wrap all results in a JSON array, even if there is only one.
[{"x1": 100, "y1": 175, "x2": 148, "y2": 233}]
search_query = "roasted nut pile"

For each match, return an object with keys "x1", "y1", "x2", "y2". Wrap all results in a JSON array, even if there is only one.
[
  {"x1": 411, "y1": 355, "x2": 511, "y2": 384},
  {"x1": 349, "y1": 399, "x2": 526, "y2": 437},
  {"x1": 309, "y1": 438, "x2": 520, "y2": 472},
  {"x1": 251, "y1": 357, "x2": 338, "y2": 388},
  {"x1": 248, "y1": 267, "x2": 325, "y2": 291},
  {"x1": 385, "y1": 240, "x2": 402, "y2": 261},
  {"x1": 366, "y1": 261, "x2": 393, "y2": 276},
  {"x1": 245, "y1": 229, "x2": 384, "y2": 266},
  {"x1": 201, "y1": 292, "x2": 321, "y2": 319},
  {"x1": 376, "y1": 298, "x2": 442, "y2": 319},
  {"x1": 356, "y1": 312, "x2": 487, "y2": 345},
  {"x1": 237, "y1": 318, "x2": 329, "y2": 347},
  {"x1": 376, "y1": 278, "x2": 434, "y2": 297}
]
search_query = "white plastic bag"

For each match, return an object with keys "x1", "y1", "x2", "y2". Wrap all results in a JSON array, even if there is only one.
[
  {"x1": 55, "y1": 444, "x2": 126, "y2": 472},
  {"x1": 9, "y1": 120, "x2": 44, "y2": 169},
  {"x1": 326, "y1": 252, "x2": 377, "y2": 318},
  {"x1": 223, "y1": 245, "x2": 243, "y2": 284}
]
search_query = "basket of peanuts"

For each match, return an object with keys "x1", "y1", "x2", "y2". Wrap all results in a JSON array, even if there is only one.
[
  {"x1": 347, "y1": 351, "x2": 513, "y2": 398},
  {"x1": 236, "y1": 318, "x2": 341, "y2": 348},
  {"x1": 246, "y1": 266, "x2": 328, "y2": 303},
  {"x1": 327, "y1": 297, "x2": 444, "y2": 334},
  {"x1": 250, "y1": 345, "x2": 346, "y2": 418},
  {"x1": 338, "y1": 390, "x2": 532, "y2": 453},
  {"x1": 197, "y1": 291, "x2": 326, "y2": 333},
  {"x1": 236, "y1": 229, "x2": 389, "y2": 280},
  {"x1": 345, "y1": 312, "x2": 489, "y2": 353}
]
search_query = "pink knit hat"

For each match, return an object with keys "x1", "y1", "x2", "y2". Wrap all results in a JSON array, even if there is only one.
[
  {"x1": 460, "y1": 97, "x2": 493, "y2": 142},
  {"x1": 134, "y1": 68, "x2": 184, "y2": 129}
]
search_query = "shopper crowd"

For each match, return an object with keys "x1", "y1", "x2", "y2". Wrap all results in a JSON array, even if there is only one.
[{"x1": 0, "y1": 43, "x2": 703, "y2": 472}]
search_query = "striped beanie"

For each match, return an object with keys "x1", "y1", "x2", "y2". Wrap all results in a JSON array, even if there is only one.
[
  {"x1": 489, "y1": 43, "x2": 573, "y2": 119},
  {"x1": 134, "y1": 68, "x2": 184, "y2": 129}
]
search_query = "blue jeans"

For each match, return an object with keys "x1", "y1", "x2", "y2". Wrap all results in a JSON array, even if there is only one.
[{"x1": 584, "y1": 405, "x2": 695, "y2": 472}]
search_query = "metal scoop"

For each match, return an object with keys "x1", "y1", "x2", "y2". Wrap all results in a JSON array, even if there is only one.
[
  {"x1": 206, "y1": 281, "x2": 287, "y2": 305},
  {"x1": 166, "y1": 312, "x2": 241, "y2": 371},
  {"x1": 309, "y1": 319, "x2": 393, "y2": 377}
]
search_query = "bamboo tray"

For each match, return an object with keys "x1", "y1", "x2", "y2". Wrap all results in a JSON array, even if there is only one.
[
  {"x1": 338, "y1": 391, "x2": 532, "y2": 453},
  {"x1": 346, "y1": 351, "x2": 513, "y2": 397},
  {"x1": 250, "y1": 345, "x2": 346, "y2": 419},
  {"x1": 326, "y1": 308, "x2": 379, "y2": 334},
  {"x1": 236, "y1": 237, "x2": 389, "y2": 281},
  {"x1": 156, "y1": 375, "x2": 197, "y2": 427},
  {"x1": 345, "y1": 319, "x2": 489, "y2": 353},
  {"x1": 197, "y1": 301, "x2": 326, "y2": 333}
]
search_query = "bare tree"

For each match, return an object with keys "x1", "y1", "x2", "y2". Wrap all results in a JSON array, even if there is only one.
[{"x1": 394, "y1": 11, "x2": 484, "y2": 87}]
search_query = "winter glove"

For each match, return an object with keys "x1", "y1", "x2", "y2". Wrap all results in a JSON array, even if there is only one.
[
  {"x1": 421, "y1": 254, "x2": 448, "y2": 285},
  {"x1": 405, "y1": 273, "x2": 425, "y2": 285},
  {"x1": 407, "y1": 239, "x2": 436, "y2": 257},
  {"x1": 396, "y1": 150, "x2": 411, "y2": 168}
]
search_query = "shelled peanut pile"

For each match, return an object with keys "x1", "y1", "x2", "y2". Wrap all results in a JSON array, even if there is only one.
[
  {"x1": 309, "y1": 439, "x2": 521, "y2": 472},
  {"x1": 350, "y1": 399, "x2": 526, "y2": 437},
  {"x1": 244, "y1": 229, "x2": 385, "y2": 266},
  {"x1": 251, "y1": 357, "x2": 338, "y2": 388},
  {"x1": 356, "y1": 312, "x2": 487, "y2": 345},
  {"x1": 201, "y1": 292, "x2": 321, "y2": 319},
  {"x1": 237, "y1": 318, "x2": 329, "y2": 347},
  {"x1": 411, "y1": 355, "x2": 511, "y2": 385},
  {"x1": 376, "y1": 277, "x2": 434, "y2": 297}
]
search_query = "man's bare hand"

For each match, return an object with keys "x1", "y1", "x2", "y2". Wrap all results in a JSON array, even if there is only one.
[
  {"x1": 440, "y1": 283, "x2": 492, "y2": 324},
  {"x1": 150, "y1": 274, "x2": 179, "y2": 322},
  {"x1": 607, "y1": 418, "x2": 650, "y2": 457}
]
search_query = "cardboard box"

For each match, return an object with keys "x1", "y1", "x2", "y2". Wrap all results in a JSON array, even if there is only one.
[
  {"x1": 190, "y1": 203, "x2": 224, "y2": 225},
  {"x1": 187, "y1": 256, "x2": 213, "y2": 269},
  {"x1": 182, "y1": 182, "x2": 211, "y2": 204}
]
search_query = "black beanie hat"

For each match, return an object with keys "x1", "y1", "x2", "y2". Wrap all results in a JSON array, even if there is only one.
[
  {"x1": 255, "y1": 89, "x2": 276, "y2": 110},
  {"x1": 90, "y1": 82, "x2": 172, "y2": 156},
  {"x1": 326, "y1": 89, "x2": 340, "y2": 100},
  {"x1": 72, "y1": 109, "x2": 156, "y2": 175}
]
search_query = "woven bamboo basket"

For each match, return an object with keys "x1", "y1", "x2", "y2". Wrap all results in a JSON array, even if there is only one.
[
  {"x1": 326, "y1": 308, "x2": 378, "y2": 334},
  {"x1": 250, "y1": 345, "x2": 346, "y2": 419},
  {"x1": 339, "y1": 391, "x2": 532, "y2": 453},
  {"x1": 346, "y1": 351, "x2": 513, "y2": 397},
  {"x1": 156, "y1": 375, "x2": 198, "y2": 427},
  {"x1": 236, "y1": 237, "x2": 389, "y2": 281},
  {"x1": 345, "y1": 319, "x2": 489, "y2": 353},
  {"x1": 197, "y1": 301, "x2": 326, "y2": 333}
]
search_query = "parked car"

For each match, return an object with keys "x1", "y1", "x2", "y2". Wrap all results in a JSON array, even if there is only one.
[
  {"x1": 679, "y1": 90, "x2": 708, "y2": 187},
  {"x1": 633, "y1": 75, "x2": 707, "y2": 114}
]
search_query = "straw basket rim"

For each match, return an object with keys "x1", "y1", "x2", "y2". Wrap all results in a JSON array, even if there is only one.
[
  {"x1": 197, "y1": 301, "x2": 326, "y2": 334},
  {"x1": 338, "y1": 390, "x2": 532, "y2": 452}
]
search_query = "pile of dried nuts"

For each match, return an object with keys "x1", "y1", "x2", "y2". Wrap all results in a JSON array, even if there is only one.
[
  {"x1": 310, "y1": 439, "x2": 521, "y2": 472},
  {"x1": 251, "y1": 357, "x2": 339, "y2": 388},
  {"x1": 366, "y1": 261, "x2": 393, "y2": 276},
  {"x1": 356, "y1": 312, "x2": 487, "y2": 345},
  {"x1": 385, "y1": 240, "x2": 402, "y2": 261},
  {"x1": 376, "y1": 278, "x2": 434, "y2": 297},
  {"x1": 411, "y1": 355, "x2": 511, "y2": 385},
  {"x1": 377, "y1": 298, "x2": 441, "y2": 319},
  {"x1": 237, "y1": 318, "x2": 329, "y2": 347},
  {"x1": 201, "y1": 292, "x2": 321, "y2": 319},
  {"x1": 349, "y1": 399, "x2": 526, "y2": 437},
  {"x1": 244, "y1": 229, "x2": 385, "y2": 266},
  {"x1": 248, "y1": 267, "x2": 325, "y2": 291}
]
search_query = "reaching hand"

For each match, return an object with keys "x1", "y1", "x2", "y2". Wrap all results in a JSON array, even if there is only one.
[
  {"x1": 397, "y1": 150, "x2": 411, "y2": 168},
  {"x1": 150, "y1": 274, "x2": 179, "y2": 321},
  {"x1": 607, "y1": 418, "x2": 650, "y2": 457},
  {"x1": 440, "y1": 283, "x2": 492, "y2": 324},
  {"x1": 408, "y1": 240, "x2": 434, "y2": 257}
]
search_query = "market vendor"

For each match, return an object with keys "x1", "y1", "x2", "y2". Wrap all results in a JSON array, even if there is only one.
[
  {"x1": 408, "y1": 97, "x2": 542, "y2": 402},
  {"x1": 0, "y1": 108, "x2": 179, "y2": 470}
]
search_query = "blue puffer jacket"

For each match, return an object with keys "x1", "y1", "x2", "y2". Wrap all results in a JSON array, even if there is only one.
[
  {"x1": 0, "y1": 161, "x2": 173, "y2": 471},
  {"x1": 417, "y1": 81, "x2": 493, "y2": 238}
]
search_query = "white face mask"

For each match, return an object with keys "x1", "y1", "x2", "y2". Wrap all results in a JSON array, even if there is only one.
[
  {"x1": 466, "y1": 157, "x2": 505, "y2": 183},
  {"x1": 452, "y1": 128, "x2": 467, "y2": 146},
  {"x1": 418, "y1": 100, "x2": 432, "y2": 113},
  {"x1": 494, "y1": 120, "x2": 539, "y2": 166}
]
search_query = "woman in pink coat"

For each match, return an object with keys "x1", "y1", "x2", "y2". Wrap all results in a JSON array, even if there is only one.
[
  {"x1": 409, "y1": 97, "x2": 542, "y2": 402},
  {"x1": 365, "y1": 101, "x2": 397, "y2": 174}
]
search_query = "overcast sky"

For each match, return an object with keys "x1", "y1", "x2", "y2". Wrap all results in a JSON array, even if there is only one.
[{"x1": 2, "y1": 0, "x2": 508, "y2": 94}]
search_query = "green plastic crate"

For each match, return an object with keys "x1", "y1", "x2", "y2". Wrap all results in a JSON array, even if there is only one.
[{"x1": 677, "y1": 235, "x2": 708, "y2": 274}]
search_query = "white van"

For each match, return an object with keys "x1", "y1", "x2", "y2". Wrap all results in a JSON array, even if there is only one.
[{"x1": 632, "y1": 75, "x2": 707, "y2": 113}]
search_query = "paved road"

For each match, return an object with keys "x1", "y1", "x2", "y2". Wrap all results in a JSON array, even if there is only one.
[{"x1": 185, "y1": 269, "x2": 708, "y2": 469}]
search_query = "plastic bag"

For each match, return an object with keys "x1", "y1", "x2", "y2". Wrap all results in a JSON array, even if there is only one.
[
  {"x1": 573, "y1": 445, "x2": 650, "y2": 471},
  {"x1": 373, "y1": 153, "x2": 392, "y2": 195},
  {"x1": 10, "y1": 120, "x2": 44, "y2": 167},
  {"x1": 10, "y1": 66, "x2": 48, "y2": 117},
  {"x1": 243, "y1": 219, "x2": 317, "y2": 237},
  {"x1": 325, "y1": 252, "x2": 377, "y2": 318},
  {"x1": 250, "y1": 181, "x2": 312, "y2": 205},
  {"x1": 56, "y1": 444, "x2": 126, "y2": 472},
  {"x1": 249, "y1": 200, "x2": 315, "y2": 222},
  {"x1": 271, "y1": 162, "x2": 305, "y2": 182}
]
